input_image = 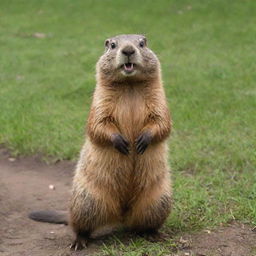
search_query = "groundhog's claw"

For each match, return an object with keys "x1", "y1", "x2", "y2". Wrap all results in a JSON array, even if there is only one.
[
  {"x1": 136, "y1": 131, "x2": 152, "y2": 154},
  {"x1": 70, "y1": 237, "x2": 88, "y2": 251},
  {"x1": 111, "y1": 133, "x2": 130, "y2": 155}
]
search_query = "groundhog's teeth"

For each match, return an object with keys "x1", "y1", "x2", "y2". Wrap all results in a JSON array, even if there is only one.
[{"x1": 124, "y1": 63, "x2": 134, "y2": 72}]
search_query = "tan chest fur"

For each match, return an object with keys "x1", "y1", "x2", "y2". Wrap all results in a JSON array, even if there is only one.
[{"x1": 112, "y1": 85, "x2": 148, "y2": 142}]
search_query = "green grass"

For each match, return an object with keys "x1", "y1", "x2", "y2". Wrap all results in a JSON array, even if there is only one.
[{"x1": 0, "y1": 0, "x2": 255, "y2": 255}]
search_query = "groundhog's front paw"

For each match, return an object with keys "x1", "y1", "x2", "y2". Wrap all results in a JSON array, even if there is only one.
[
  {"x1": 111, "y1": 133, "x2": 130, "y2": 155},
  {"x1": 135, "y1": 131, "x2": 152, "y2": 154}
]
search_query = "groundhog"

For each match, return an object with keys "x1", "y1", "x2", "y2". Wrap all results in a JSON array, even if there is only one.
[{"x1": 29, "y1": 34, "x2": 172, "y2": 250}]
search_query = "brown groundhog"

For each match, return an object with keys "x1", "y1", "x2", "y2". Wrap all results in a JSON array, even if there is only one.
[{"x1": 29, "y1": 34, "x2": 172, "y2": 250}]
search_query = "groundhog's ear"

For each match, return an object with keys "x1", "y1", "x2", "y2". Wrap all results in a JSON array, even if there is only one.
[
  {"x1": 143, "y1": 36, "x2": 147, "y2": 46},
  {"x1": 104, "y1": 39, "x2": 110, "y2": 48}
]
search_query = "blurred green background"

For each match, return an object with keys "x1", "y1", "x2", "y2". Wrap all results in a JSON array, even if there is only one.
[{"x1": 0, "y1": 0, "x2": 255, "y2": 254}]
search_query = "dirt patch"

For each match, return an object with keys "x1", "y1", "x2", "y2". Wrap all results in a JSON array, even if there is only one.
[
  {"x1": 0, "y1": 148, "x2": 256, "y2": 256},
  {"x1": 177, "y1": 222, "x2": 256, "y2": 256},
  {"x1": 0, "y1": 148, "x2": 98, "y2": 256}
]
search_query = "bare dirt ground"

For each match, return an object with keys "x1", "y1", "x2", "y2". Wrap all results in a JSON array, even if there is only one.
[{"x1": 0, "y1": 148, "x2": 256, "y2": 256}]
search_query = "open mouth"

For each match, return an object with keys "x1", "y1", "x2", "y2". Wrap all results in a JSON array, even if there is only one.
[{"x1": 122, "y1": 63, "x2": 135, "y2": 73}]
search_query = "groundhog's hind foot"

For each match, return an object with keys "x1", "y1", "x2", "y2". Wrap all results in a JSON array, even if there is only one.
[
  {"x1": 70, "y1": 236, "x2": 89, "y2": 251},
  {"x1": 136, "y1": 229, "x2": 169, "y2": 242}
]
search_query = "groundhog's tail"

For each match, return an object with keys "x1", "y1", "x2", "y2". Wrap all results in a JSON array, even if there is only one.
[{"x1": 28, "y1": 210, "x2": 68, "y2": 225}]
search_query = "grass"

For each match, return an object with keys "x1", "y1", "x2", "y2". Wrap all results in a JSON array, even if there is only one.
[{"x1": 0, "y1": 0, "x2": 256, "y2": 255}]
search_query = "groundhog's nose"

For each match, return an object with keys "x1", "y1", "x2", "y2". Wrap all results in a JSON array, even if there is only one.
[{"x1": 122, "y1": 46, "x2": 135, "y2": 57}]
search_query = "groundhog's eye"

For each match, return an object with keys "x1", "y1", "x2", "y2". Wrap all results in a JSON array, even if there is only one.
[
  {"x1": 110, "y1": 42, "x2": 116, "y2": 49},
  {"x1": 139, "y1": 40, "x2": 145, "y2": 48}
]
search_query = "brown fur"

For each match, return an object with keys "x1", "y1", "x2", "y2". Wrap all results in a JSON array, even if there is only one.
[{"x1": 69, "y1": 34, "x2": 172, "y2": 249}]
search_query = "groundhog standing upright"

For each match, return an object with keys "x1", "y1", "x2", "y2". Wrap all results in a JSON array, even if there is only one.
[{"x1": 70, "y1": 34, "x2": 172, "y2": 249}]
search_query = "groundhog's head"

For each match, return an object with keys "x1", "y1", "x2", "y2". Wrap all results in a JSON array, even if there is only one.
[{"x1": 96, "y1": 34, "x2": 160, "y2": 83}]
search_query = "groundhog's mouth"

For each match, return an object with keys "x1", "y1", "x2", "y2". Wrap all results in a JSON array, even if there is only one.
[{"x1": 122, "y1": 63, "x2": 135, "y2": 73}]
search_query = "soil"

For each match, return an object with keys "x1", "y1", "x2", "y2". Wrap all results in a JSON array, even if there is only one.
[
  {"x1": 177, "y1": 222, "x2": 256, "y2": 256},
  {"x1": 0, "y1": 148, "x2": 256, "y2": 256}
]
